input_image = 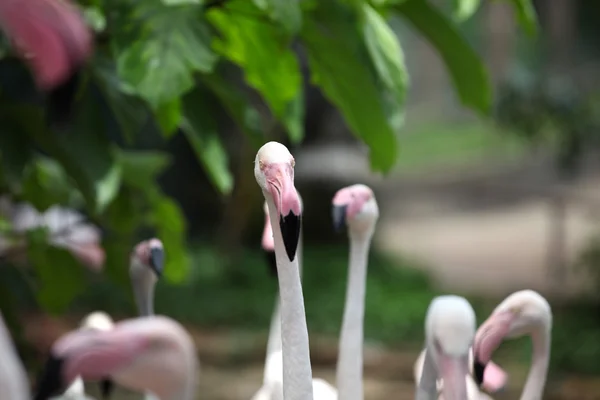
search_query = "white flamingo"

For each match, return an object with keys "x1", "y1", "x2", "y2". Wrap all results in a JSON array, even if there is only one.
[
  {"x1": 473, "y1": 290, "x2": 552, "y2": 400},
  {"x1": 34, "y1": 315, "x2": 199, "y2": 400},
  {"x1": 330, "y1": 184, "x2": 378, "y2": 400},
  {"x1": 129, "y1": 238, "x2": 164, "y2": 400},
  {"x1": 416, "y1": 295, "x2": 476, "y2": 400},
  {"x1": 0, "y1": 311, "x2": 30, "y2": 400},
  {"x1": 52, "y1": 311, "x2": 115, "y2": 400},
  {"x1": 254, "y1": 141, "x2": 330, "y2": 400}
]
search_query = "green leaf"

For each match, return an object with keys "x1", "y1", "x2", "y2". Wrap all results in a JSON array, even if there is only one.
[
  {"x1": 361, "y1": 4, "x2": 409, "y2": 125},
  {"x1": 283, "y1": 91, "x2": 304, "y2": 144},
  {"x1": 28, "y1": 238, "x2": 86, "y2": 315},
  {"x1": 453, "y1": 0, "x2": 480, "y2": 21},
  {"x1": 181, "y1": 87, "x2": 233, "y2": 195},
  {"x1": 155, "y1": 98, "x2": 182, "y2": 137},
  {"x1": 117, "y1": 150, "x2": 172, "y2": 190},
  {"x1": 207, "y1": 2, "x2": 303, "y2": 139},
  {"x1": 0, "y1": 115, "x2": 34, "y2": 189},
  {"x1": 82, "y1": 6, "x2": 106, "y2": 32},
  {"x1": 253, "y1": 0, "x2": 302, "y2": 34},
  {"x1": 300, "y1": 3, "x2": 398, "y2": 172},
  {"x1": 92, "y1": 57, "x2": 149, "y2": 144},
  {"x1": 117, "y1": 2, "x2": 217, "y2": 108},
  {"x1": 394, "y1": 0, "x2": 492, "y2": 115},
  {"x1": 506, "y1": 0, "x2": 538, "y2": 36},
  {"x1": 200, "y1": 71, "x2": 264, "y2": 146},
  {"x1": 148, "y1": 196, "x2": 189, "y2": 283},
  {"x1": 21, "y1": 157, "x2": 80, "y2": 211}
]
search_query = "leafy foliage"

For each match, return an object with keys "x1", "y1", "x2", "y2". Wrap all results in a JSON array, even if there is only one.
[{"x1": 0, "y1": 0, "x2": 537, "y2": 315}]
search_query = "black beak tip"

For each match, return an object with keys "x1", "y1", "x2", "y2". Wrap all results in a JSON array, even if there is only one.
[
  {"x1": 473, "y1": 359, "x2": 486, "y2": 387},
  {"x1": 34, "y1": 354, "x2": 66, "y2": 400},
  {"x1": 264, "y1": 250, "x2": 278, "y2": 279},
  {"x1": 279, "y1": 212, "x2": 301, "y2": 262},
  {"x1": 149, "y1": 247, "x2": 165, "y2": 278},
  {"x1": 332, "y1": 205, "x2": 348, "y2": 233},
  {"x1": 100, "y1": 378, "x2": 115, "y2": 399}
]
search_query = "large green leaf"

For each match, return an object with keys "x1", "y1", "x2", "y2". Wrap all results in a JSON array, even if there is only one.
[
  {"x1": 253, "y1": 0, "x2": 302, "y2": 34},
  {"x1": 300, "y1": 3, "x2": 398, "y2": 172},
  {"x1": 200, "y1": 71, "x2": 264, "y2": 147},
  {"x1": 148, "y1": 196, "x2": 189, "y2": 283},
  {"x1": 453, "y1": 0, "x2": 480, "y2": 21},
  {"x1": 507, "y1": 0, "x2": 538, "y2": 36},
  {"x1": 155, "y1": 98, "x2": 182, "y2": 138},
  {"x1": 21, "y1": 157, "x2": 81, "y2": 212},
  {"x1": 27, "y1": 230, "x2": 86, "y2": 315},
  {"x1": 7, "y1": 102, "x2": 122, "y2": 214},
  {"x1": 117, "y1": 1, "x2": 218, "y2": 109},
  {"x1": 118, "y1": 150, "x2": 172, "y2": 190},
  {"x1": 394, "y1": 0, "x2": 491, "y2": 115},
  {"x1": 181, "y1": 87, "x2": 233, "y2": 195},
  {"x1": 92, "y1": 56, "x2": 149, "y2": 144},
  {"x1": 361, "y1": 4, "x2": 408, "y2": 127},
  {"x1": 207, "y1": 2, "x2": 303, "y2": 142}
]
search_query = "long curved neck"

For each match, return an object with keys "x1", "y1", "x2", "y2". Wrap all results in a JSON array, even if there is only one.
[
  {"x1": 267, "y1": 201, "x2": 314, "y2": 400},
  {"x1": 264, "y1": 229, "x2": 304, "y2": 383},
  {"x1": 131, "y1": 267, "x2": 155, "y2": 317},
  {"x1": 415, "y1": 347, "x2": 438, "y2": 400},
  {"x1": 336, "y1": 232, "x2": 372, "y2": 400},
  {"x1": 520, "y1": 326, "x2": 551, "y2": 400}
]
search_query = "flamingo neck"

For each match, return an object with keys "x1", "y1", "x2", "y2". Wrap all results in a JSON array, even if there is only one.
[
  {"x1": 264, "y1": 230, "x2": 303, "y2": 384},
  {"x1": 336, "y1": 233, "x2": 371, "y2": 400},
  {"x1": 267, "y1": 200, "x2": 314, "y2": 400},
  {"x1": 415, "y1": 348, "x2": 438, "y2": 400},
  {"x1": 131, "y1": 261, "x2": 156, "y2": 317},
  {"x1": 520, "y1": 326, "x2": 551, "y2": 400}
]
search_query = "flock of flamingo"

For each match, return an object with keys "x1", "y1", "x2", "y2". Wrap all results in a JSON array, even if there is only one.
[
  {"x1": 0, "y1": 2, "x2": 552, "y2": 400},
  {"x1": 0, "y1": 142, "x2": 553, "y2": 400}
]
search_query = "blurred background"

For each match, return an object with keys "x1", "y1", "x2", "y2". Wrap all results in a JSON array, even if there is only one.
[{"x1": 1, "y1": 0, "x2": 600, "y2": 398}]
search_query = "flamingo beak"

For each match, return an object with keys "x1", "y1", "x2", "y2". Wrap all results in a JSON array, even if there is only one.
[
  {"x1": 332, "y1": 205, "x2": 348, "y2": 232},
  {"x1": 34, "y1": 354, "x2": 66, "y2": 400},
  {"x1": 149, "y1": 247, "x2": 164, "y2": 278},
  {"x1": 264, "y1": 163, "x2": 301, "y2": 262},
  {"x1": 100, "y1": 378, "x2": 115, "y2": 399},
  {"x1": 439, "y1": 353, "x2": 469, "y2": 400}
]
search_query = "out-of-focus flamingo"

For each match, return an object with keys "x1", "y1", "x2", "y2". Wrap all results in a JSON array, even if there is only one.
[
  {"x1": 330, "y1": 184, "x2": 378, "y2": 400},
  {"x1": 34, "y1": 316, "x2": 199, "y2": 400},
  {"x1": 473, "y1": 290, "x2": 552, "y2": 400},
  {"x1": 128, "y1": 238, "x2": 164, "y2": 400},
  {"x1": 253, "y1": 141, "x2": 319, "y2": 400},
  {"x1": 0, "y1": 0, "x2": 92, "y2": 91},
  {"x1": 52, "y1": 311, "x2": 115, "y2": 400},
  {"x1": 0, "y1": 311, "x2": 30, "y2": 400},
  {"x1": 130, "y1": 238, "x2": 164, "y2": 317},
  {"x1": 416, "y1": 295, "x2": 476, "y2": 400}
]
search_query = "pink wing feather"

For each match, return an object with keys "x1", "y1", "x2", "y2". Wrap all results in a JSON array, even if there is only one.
[{"x1": 0, "y1": 0, "x2": 92, "y2": 90}]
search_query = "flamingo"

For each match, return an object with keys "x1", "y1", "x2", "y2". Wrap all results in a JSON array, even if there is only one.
[
  {"x1": 253, "y1": 141, "x2": 320, "y2": 400},
  {"x1": 34, "y1": 315, "x2": 199, "y2": 400},
  {"x1": 330, "y1": 184, "x2": 378, "y2": 400},
  {"x1": 129, "y1": 238, "x2": 164, "y2": 318},
  {"x1": 416, "y1": 295, "x2": 477, "y2": 400},
  {"x1": 52, "y1": 311, "x2": 115, "y2": 400},
  {"x1": 0, "y1": 311, "x2": 30, "y2": 400},
  {"x1": 472, "y1": 290, "x2": 552, "y2": 400},
  {"x1": 0, "y1": 0, "x2": 93, "y2": 122},
  {"x1": 252, "y1": 197, "x2": 336, "y2": 400}
]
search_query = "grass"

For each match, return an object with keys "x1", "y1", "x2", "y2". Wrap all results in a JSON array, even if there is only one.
[
  {"x1": 393, "y1": 120, "x2": 528, "y2": 172},
  {"x1": 75, "y1": 242, "x2": 600, "y2": 375}
]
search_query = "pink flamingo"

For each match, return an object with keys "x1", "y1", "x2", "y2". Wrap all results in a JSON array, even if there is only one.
[
  {"x1": 473, "y1": 290, "x2": 552, "y2": 400},
  {"x1": 0, "y1": 0, "x2": 92, "y2": 91},
  {"x1": 34, "y1": 315, "x2": 199, "y2": 400}
]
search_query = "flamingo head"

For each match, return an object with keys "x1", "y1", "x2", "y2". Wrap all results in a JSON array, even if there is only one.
[
  {"x1": 472, "y1": 290, "x2": 551, "y2": 386},
  {"x1": 332, "y1": 184, "x2": 379, "y2": 236},
  {"x1": 130, "y1": 238, "x2": 164, "y2": 279},
  {"x1": 254, "y1": 142, "x2": 301, "y2": 262},
  {"x1": 424, "y1": 295, "x2": 475, "y2": 400}
]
